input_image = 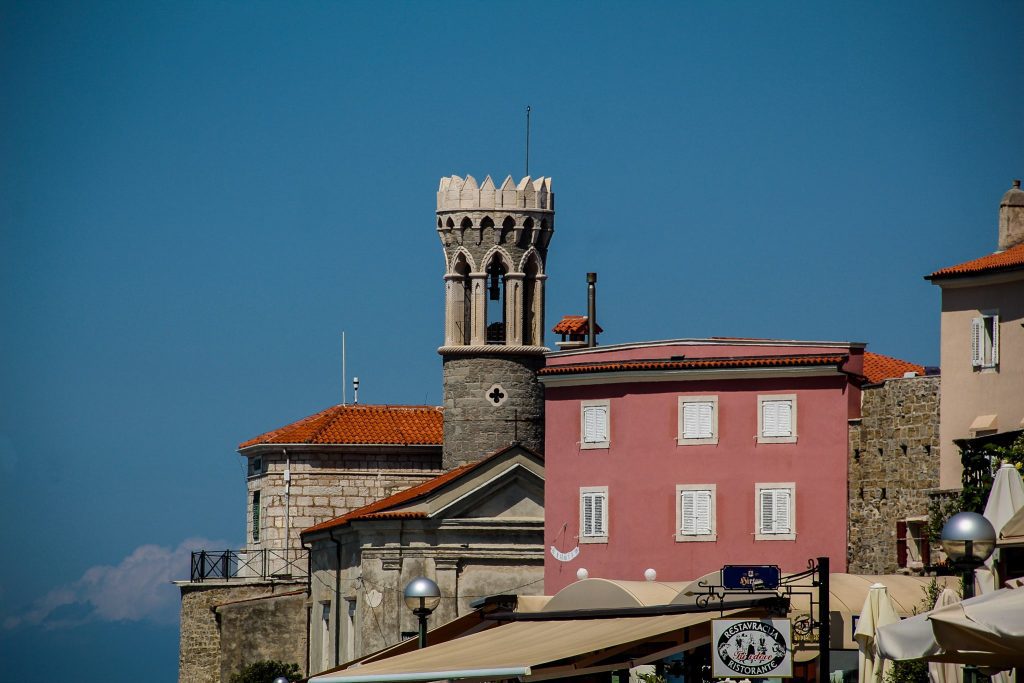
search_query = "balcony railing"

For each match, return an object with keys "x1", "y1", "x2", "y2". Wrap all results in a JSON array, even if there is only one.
[{"x1": 190, "y1": 548, "x2": 308, "y2": 583}]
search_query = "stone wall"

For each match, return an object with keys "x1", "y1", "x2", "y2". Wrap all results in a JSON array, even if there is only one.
[
  {"x1": 848, "y1": 375, "x2": 940, "y2": 574},
  {"x1": 217, "y1": 591, "x2": 308, "y2": 683},
  {"x1": 442, "y1": 354, "x2": 545, "y2": 468},
  {"x1": 178, "y1": 580, "x2": 306, "y2": 683},
  {"x1": 246, "y1": 448, "x2": 442, "y2": 552}
]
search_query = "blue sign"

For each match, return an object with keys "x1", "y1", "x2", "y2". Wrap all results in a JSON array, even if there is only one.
[{"x1": 722, "y1": 565, "x2": 781, "y2": 591}]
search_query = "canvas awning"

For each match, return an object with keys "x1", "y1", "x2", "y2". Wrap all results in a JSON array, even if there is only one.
[{"x1": 310, "y1": 610, "x2": 744, "y2": 683}]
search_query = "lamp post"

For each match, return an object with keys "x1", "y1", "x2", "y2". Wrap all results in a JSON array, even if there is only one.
[
  {"x1": 939, "y1": 511, "x2": 996, "y2": 683},
  {"x1": 403, "y1": 576, "x2": 441, "y2": 649}
]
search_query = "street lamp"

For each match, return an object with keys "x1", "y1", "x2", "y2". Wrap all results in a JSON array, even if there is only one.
[
  {"x1": 403, "y1": 576, "x2": 441, "y2": 649},
  {"x1": 940, "y1": 511, "x2": 996, "y2": 683}
]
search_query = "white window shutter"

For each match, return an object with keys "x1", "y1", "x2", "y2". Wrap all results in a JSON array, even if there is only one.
[
  {"x1": 776, "y1": 401, "x2": 792, "y2": 437},
  {"x1": 582, "y1": 494, "x2": 595, "y2": 536},
  {"x1": 680, "y1": 491, "x2": 696, "y2": 534},
  {"x1": 695, "y1": 490, "x2": 712, "y2": 535},
  {"x1": 762, "y1": 401, "x2": 777, "y2": 437},
  {"x1": 760, "y1": 490, "x2": 774, "y2": 533},
  {"x1": 991, "y1": 315, "x2": 1000, "y2": 366},
  {"x1": 584, "y1": 406, "x2": 608, "y2": 443},
  {"x1": 594, "y1": 493, "x2": 606, "y2": 535},
  {"x1": 698, "y1": 403, "x2": 713, "y2": 438},
  {"x1": 971, "y1": 317, "x2": 984, "y2": 367},
  {"x1": 682, "y1": 403, "x2": 699, "y2": 439},
  {"x1": 774, "y1": 490, "x2": 792, "y2": 533}
]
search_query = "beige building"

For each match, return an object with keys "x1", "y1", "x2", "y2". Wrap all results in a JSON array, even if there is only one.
[{"x1": 927, "y1": 179, "x2": 1024, "y2": 489}]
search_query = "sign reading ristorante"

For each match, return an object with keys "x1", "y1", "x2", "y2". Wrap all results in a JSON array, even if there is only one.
[{"x1": 712, "y1": 618, "x2": 793, "y2": 678}]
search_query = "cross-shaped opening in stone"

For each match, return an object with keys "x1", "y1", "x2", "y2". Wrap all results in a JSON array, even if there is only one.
[{"x1": 488, "y1": 387, "x2": 506, "y2": 404}]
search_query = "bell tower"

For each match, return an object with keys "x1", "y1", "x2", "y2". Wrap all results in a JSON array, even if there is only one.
[{"x1": 436, "y1": 174, "x2": 553, "y2": 468}]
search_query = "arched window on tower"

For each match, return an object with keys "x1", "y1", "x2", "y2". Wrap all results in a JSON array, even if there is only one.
[
  {"x1": 517, "y1": 217, "x2": 534, "y2": 249},
  {"x1": 484, "y1": 254, "x2": 508, "y2": 344},
  {"x1": 451, "y1": 253, "x2": 472, "y2": 345}
]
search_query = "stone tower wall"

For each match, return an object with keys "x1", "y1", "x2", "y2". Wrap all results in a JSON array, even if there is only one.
[
  {"x1": 847, "y1": 375, "x2": 940, "y2": 574},
  {"x1": 442, "y1": 354, "x2": 545, "y2": 468}
]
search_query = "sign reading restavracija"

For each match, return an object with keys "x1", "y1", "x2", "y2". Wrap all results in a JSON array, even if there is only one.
[{"x1": 712, "y1": 619, "x2": 793, "y2": 678}]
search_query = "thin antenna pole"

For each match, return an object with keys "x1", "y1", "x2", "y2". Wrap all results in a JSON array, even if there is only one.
[
  {"x1": 525, "y1": 105, "x2": 531, "y2": 177},
  {"x1": 342, "y1": 331, "x2": 347, "y2": 405}
]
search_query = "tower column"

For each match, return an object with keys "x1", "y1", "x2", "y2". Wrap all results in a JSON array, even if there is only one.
[
  {"x1": 532, "y1": 275, "x2": 547, "y2": 348},
  {"x1": 504, "y1": 273, "x2": 525, "y2": 346},
  {"x1": 469, "y1": 274, "x2": 487, "y2": 345}
]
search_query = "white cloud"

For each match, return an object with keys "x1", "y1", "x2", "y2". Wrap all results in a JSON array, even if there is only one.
[{"x1": 3, "y1": 537, "x2": 229, "y2": 630}]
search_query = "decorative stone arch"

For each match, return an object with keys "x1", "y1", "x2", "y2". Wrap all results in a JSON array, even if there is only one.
[
  {"x1": 516, "y1": 216, "x2": 535, "y2": 249},
  {"x1": 478, "y1": 216, "x2": 494, "y2": 246},
  {"x1": 448, "y1": 247, "x2": 477, "y2": 275},
  {"x1": 479, "y1": 245, "x2": 515, "y2": 274},
  {"x1": 518, "y1": 247, "x2": 544, "y2": 275}
]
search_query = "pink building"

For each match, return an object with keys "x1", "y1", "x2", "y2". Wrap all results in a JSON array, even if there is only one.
[{"x1": 539, "y1": 338, "x2": 866, "y2": 593}]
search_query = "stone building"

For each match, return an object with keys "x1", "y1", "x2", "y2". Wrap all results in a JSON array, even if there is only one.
[
  {"x1": 302, "y1": 444, "x2": 544, "y2": 675},
  {"x1": 847, "y1": 353, "x2": 940, "y2": 575},
  {"x1": 178, "y1": 405, "x2": 444, "y2": 683}
]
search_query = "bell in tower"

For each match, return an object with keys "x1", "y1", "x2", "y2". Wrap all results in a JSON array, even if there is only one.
[{"x1": 436, "y1": 174, "x2": 554, "y2": 468}]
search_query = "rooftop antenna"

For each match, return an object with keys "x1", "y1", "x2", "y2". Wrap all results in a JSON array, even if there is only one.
[
  {"x1": 525, "y1": 105, "x2": 531, "y2": 177},
  {"x1": 353, "y1": 376, "x2": 360, "y2": 405},
  {"x1": 342, "y1": 331, "x2": 347, "y2": 405}
]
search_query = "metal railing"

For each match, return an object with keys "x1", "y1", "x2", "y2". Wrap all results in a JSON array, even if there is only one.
[{"x1": 190, "y1": 548, "x2": 308, "y2": 582}]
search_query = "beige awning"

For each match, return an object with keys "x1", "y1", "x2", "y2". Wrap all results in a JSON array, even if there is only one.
[
  {"x1": 542, "y1": 579, "x2": 691, "y2": 611},
  {"x1": 310, "y1": 610, "x2": 743, "y2": 683}
]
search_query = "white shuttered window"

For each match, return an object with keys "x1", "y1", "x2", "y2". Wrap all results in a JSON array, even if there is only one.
[
  {"x1": 758, "y1": 395, "x2": 797, "y2": 443},
  {"x1": 756, "y1": 484, "x2": 795, "y2": 540},
  {"x1": 679, "y1": 489, "x2": 713, "y2": 535},
  {"x1": 678, "y1": 396, "x2": 718, "y2": 445},
  {"x1": 972, "y1": 314, "x2": 1000, "y2": 369},
  {"x1": 580, "y1": 488, "x2": 608, "y2": 541},
  {"x1": 581, "y1": 401, "x2": 610, "y2": 448}
]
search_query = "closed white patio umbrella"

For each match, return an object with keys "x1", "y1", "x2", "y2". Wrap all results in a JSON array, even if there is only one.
[
  {"x1": 928, "y1": 589, "x2": 963, "y2": 683},
  {"x1": 977, "y1": 462, "x2": 1024, "y2": 594},
  {"x1": 855, "y1": 583, "x2": 901, "y2": 683}
]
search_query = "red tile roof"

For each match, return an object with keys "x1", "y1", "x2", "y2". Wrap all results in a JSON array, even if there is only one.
[
  {"x1": 537, "y1": 353, "x2": 847, "y2": 377},
  {"x1": 302, "y1": 442, "x2": 544, "y2": 535},
  {"x1": 927, "y1": 243, "x2": 1024, "y2": 280},
  {"x1": 862, "y1": 352, "x2": 926, "y2": 384},
  {"x1": 553, "y1": 315, "x2": 603, "y2": 335},
  {"x1": 239, "y1": 404, "x2": 443, "y2": 450}
]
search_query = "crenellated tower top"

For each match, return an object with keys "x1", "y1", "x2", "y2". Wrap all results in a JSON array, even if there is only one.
[{"x1": 437, "y1": 174, "x2": 553, "y2": 212}]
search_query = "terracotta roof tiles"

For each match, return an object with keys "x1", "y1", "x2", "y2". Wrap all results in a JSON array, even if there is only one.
[
  {"x1": 927, "y1": 243, "x2": 1024, "y2": 280},
  {"x1": 553, "y1": 315, "x2": 603, "y2": 335},
  {"x1": 862, "y1": 352, "x2": 926, "y2": 384},
  {"x1": 239, "y1": 404, "x2": 443, "y2": 450},
  {"x1": 537, "y1": 353, "x2": 847, "y2": 376}
]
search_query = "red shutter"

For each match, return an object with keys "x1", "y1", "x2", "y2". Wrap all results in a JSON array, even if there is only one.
[{"x1": 896, "y1": 521, "x2": 908, "y2": 568}]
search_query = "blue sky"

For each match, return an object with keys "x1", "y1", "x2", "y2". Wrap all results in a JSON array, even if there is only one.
[{"x1": 1, "y1": 1, "x2": 1022, "y2": 680}]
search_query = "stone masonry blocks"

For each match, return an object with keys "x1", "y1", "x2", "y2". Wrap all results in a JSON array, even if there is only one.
[{"x1": 442, "y1": 354, "x2": 545, "y2": 469}]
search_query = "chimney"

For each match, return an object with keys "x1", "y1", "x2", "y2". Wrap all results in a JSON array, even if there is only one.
[
  {"x1": 998, "y1": 179, "x2": 1024, "y2": 251},
  {"x1": 587, "y1": 272, "x2": 597, "y2": 348}
]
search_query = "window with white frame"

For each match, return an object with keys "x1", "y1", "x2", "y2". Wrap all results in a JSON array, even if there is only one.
[
  {"x1": 678, "y1": 396, "x2": 718, "y2": 445},
  {"x1": 580, "y1": 400, "x2": 610, "y2": 449},
  {"x1": 757, "y1": 394, "x2": 797, "y2": 443},
  {"x1": 971, "y1": 313, "x2": 1000, "y2": 369},
  {"x1": 580, "y1": 486, "x2": 608, "y2": 542},
  {"x1": 676, "y1": 484, "x2": 716, "y2": 541},
  {"x1": 756, "y1": 483, "x2": 796, "y2": 540}
]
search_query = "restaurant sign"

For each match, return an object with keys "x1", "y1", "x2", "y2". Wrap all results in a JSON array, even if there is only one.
[{"x1": 712, "y1": 618, "x2": 793, "y2": 678}]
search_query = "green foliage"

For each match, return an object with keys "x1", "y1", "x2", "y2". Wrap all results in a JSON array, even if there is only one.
[
  {"x1": 229, "y1": 660, "x2": 301, "y2": 683},
  {"x1": 928, "y1": 492, "x2": 961, "y2": 544},
  {"x1": 636, "y1": 673, "x2": 666, "y2": 683},
  {"x1": 939, "y1": 434, "x2": 1024, "y2": 538}
]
